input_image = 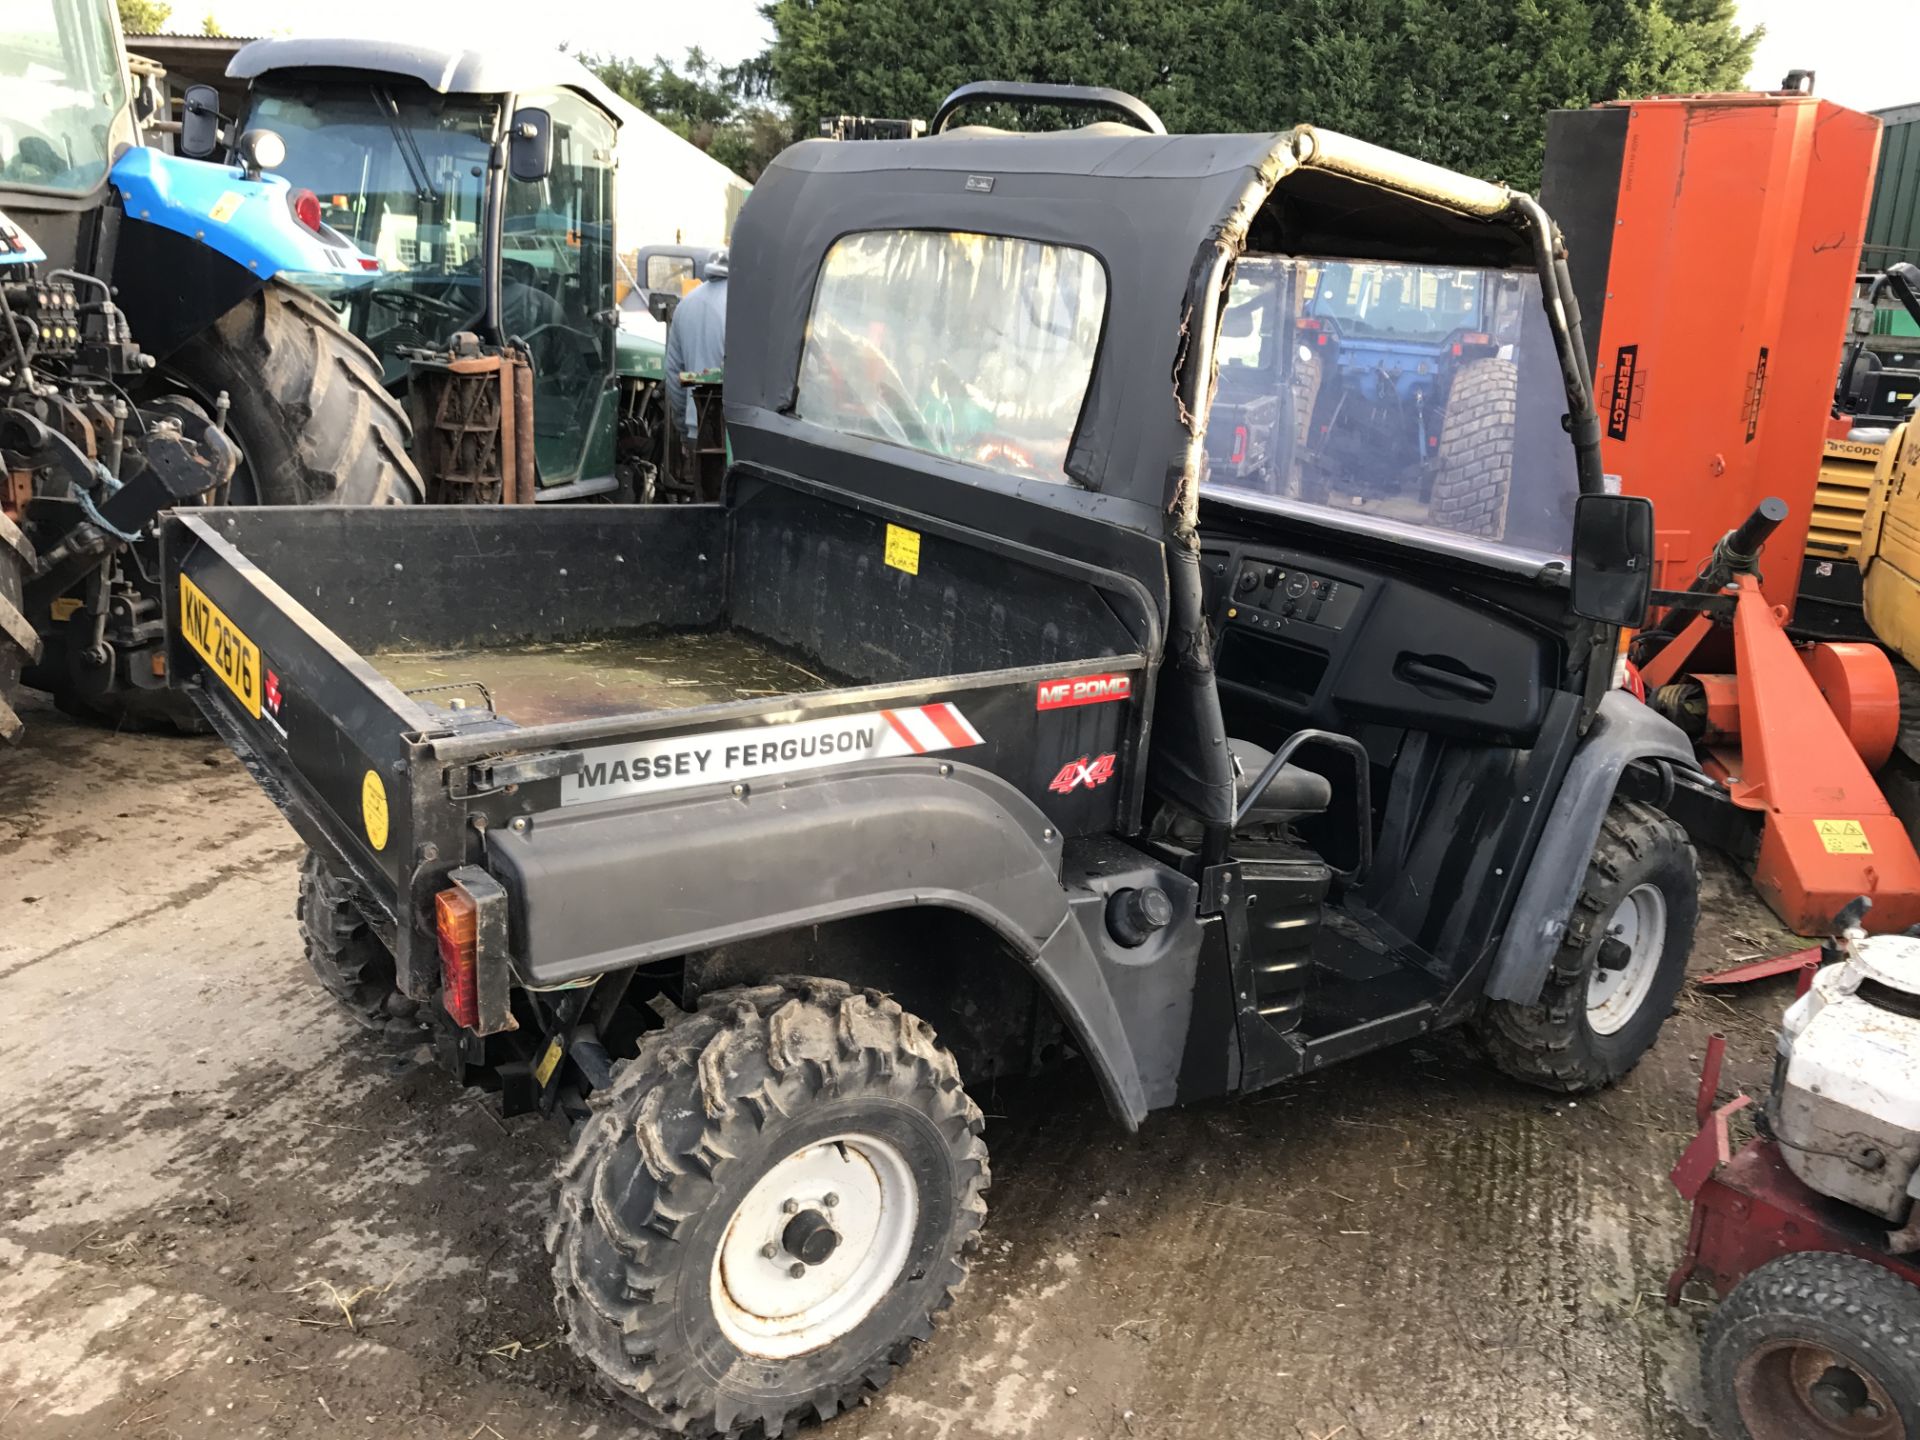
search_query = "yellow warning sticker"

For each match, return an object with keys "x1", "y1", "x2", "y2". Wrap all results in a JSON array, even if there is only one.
[
  {"x1": 1816, "y1": 819, "x2": 1872, "y2": 855},
  {"x1": 534, "y1": 1037, "x2": 565, "y2": 1087},
  {"x1": 361, "y1": 769, "x2": 390, "y2": 852},
  {"x1": 209, "y1": 190, "x2": 245, "y2": 223},
  {"x1": 884, "y1": 523, "x2": 921, "y2": 576},
  {"x1": 49, "y1": 597, "x2": 82, "y2": 622}
]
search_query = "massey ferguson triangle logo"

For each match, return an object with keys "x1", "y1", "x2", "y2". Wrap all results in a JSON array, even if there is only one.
[
  {"x1": 1606, "y1": 344, "x2": 1638, "y2": 441},
  {"x1": 1037, "y1": 673, "x2": 1133, "y2": 711}
]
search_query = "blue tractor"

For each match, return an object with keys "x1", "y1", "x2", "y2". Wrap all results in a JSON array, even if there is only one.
[
  {"x1": 1206, "y1": 257, "x2": 1544, "y2": 539},
  {"x1": 1, "y1": 0, "x2": 419, "y2": 738}
]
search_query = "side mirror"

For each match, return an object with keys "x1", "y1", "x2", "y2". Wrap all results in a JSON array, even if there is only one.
[
  {"x1": 1571, "y1": 492, "x2": 1655, "y2": 627},
  {"x1": 508, "y1": 108, "x2": 554, "y2": 183},
  {"x1": 1222, "y1": 305, "x2": 1256, "y2": 338},
  {"x1": 649, "y1": 291, "x2": 679, "y2": 325},
  {"x1": 181, "y1": 84, "x2": 221, "y2": 159}
]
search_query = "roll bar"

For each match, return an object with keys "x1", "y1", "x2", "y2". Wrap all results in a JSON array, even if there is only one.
[{"x1": 931, "y1": 82, "x2": 1167, "y2": 136}]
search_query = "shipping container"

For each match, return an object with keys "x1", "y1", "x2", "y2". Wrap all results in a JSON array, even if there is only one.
[{"x1": 1865, "y1": 101, "x2": 1920, "y2": 274}]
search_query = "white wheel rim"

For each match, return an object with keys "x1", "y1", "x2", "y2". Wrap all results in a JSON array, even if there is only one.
[
  {"x1": 1586, "y1": 882, "x2": 1668, "y2": 1036},
  {"x1": 711, "y1": 1133, "x2": 918, "y2": 1360}
]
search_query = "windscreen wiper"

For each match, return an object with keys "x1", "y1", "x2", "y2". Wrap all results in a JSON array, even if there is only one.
[{"x1": 375, "y1": 86, "x2": 437, "y2": 205}]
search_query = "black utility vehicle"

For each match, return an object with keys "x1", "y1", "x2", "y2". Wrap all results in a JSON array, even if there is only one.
[{"x1": 163, "y1": 83, "x2": 1703, "y2": 1437}]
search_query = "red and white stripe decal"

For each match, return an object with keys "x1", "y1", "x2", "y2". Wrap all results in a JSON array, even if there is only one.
[{"x1": 880, "y1": 701, "x2": 984, "y2": 753}]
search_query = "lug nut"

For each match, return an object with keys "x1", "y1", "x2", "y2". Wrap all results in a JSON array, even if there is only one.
[
  {"x1": 761, "y1": 1243, "x2": 779, "y2": 1260},
  {"x1": 823, "y1": 1192, "x2": 840, "y2": 1208},
  {"x1": 788, "y1": 1262, "x2": 807, "y2": 1279},
  {"x1": 781, "y1": 1199, "x2": 799, "y2": 1215}
]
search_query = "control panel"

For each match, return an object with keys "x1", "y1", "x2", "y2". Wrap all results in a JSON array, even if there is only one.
[{"x1": 1224, "y1": 557, "x2": 1363, "y2": 632}]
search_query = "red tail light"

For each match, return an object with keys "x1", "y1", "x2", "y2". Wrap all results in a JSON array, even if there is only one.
[
  {"x1": 1230, "y1": 425, "x2": 1248, "y2": 465},
  {"x1": 1296, "y1": 316, "x2": 1323, "y2": 330},
  {"x1": 435, "y1": 887, "x2": 479, "y2": 1029},
  {"x1": 290, "y1": 188, "x2": 324, "y2": 234}
]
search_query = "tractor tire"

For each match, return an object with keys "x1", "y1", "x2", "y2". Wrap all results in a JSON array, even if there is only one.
[
  {"x1": 1475, "y1": 797, "x2": 1697, "y2": 1093},
  {"x1": 0, "y1": 511, "x2": 38, "y2": 744},
  {"x1": 549, "y1": 978, "x2": 989, "y2": 1437},
  {"x1": 1703, "y1": 1250, "x2": 1920, "y2": 1439},
  {"x1": 295, "y1": 850, "x2": 424, "y2": 1043},
  {"x1": 163, "y1": 279, "x2": 423, "y2": 507},
  {"x1": 1428, "y1": 356, "x2": 1518, "y2": 541}
]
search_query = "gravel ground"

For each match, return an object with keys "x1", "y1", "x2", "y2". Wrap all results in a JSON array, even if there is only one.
[{"x1": 0, "y1": 696, "x2": 1802, "y2": 1440}]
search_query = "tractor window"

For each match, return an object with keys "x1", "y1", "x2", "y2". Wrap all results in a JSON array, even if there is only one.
[
  {"x1": 247, "y1": 82, "x2": 495, "y2": 383},
  {"x1": 504, "y1": 90, "x2": 619, "y2": 487},
  {"x1": 795, "y1": 230, "x2": 1107, "y2": 486},
  {"x1": 0, "y1": 0, "x2": 129, "y2": 194},
  {"x1": 1202, "y1": 254, "x2": 1580, "y2": 558}
]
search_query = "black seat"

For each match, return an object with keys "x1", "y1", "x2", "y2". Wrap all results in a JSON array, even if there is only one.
[{"x1": 1230, "y1": 738, "x2": 1332, "y2": 826}]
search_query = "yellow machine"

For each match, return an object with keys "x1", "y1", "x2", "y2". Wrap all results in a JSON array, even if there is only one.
[{"x1": 1859, "y1": 418, "x2": 1920, "y2": 672}]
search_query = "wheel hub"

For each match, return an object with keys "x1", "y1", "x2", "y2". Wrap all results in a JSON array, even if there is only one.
[
  {"x1": 783, "y1": 1207, "x2": 842, "y2": 1265},
  {"x1": 1737, "y1": 1339, "x2": 1905, "y2": 1439},
  {"x1": 1586, "y1": 882, "x2": 1668, "y2": 1036},
  {"x1": 712, "y1": 1134, "x2": 918, "y2": 1359}
]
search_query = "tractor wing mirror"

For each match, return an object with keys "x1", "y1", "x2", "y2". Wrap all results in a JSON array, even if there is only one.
[
  {"x1": 181, "y1": 84, "x2": 221, "y2": 159},
  {"x1": 509, "y1": 108, "x2": 554, "y2": 183},
  {"x1": 1570, "y1": 492, "x2": 1655, "y2": 627},
  {"x1": 1222, "y1": 304, "x2": 1256, "y2": 338},
  {"x1": 649, "y1": 291, "x2": 679, "y2": 325}
]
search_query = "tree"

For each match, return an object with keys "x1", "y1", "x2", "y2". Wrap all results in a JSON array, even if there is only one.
[
  {"x1": 200, "y1": 12, "x2": 224, "y2": 35},
  {"x1": 116, "y1": 0, "x2": 172, "y2": 34},
  {"x1": 578, "y1": 49, "x2": 788, "y2": 181},
  {"x1": 755, "y1": 0, "x2": 1761, "y2": 190}
]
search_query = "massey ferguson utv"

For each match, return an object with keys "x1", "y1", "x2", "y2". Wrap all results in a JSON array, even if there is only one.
[{"x1": 163, "y1": 82, "x2": 1704, "y2": 1435}]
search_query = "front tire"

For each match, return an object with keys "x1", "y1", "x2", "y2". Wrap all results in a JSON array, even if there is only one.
[
  {"x1": 1704, "y1": 1251, "x2": 1920, "y2": 1439},
  {"x1": 549, "y1": 979, "x2": 988, "y2": 1436},
  {"x1": 162, "y1": 279, "x2": 423, "y2": 506},
  {"x1": 1476, "y1": 797, "x2": 1698, "y2": 1092}
]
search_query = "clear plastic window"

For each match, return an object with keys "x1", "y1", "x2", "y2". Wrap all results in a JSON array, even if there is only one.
[
  {"x1": 795, "y1": 230, "x2": 1107, "y2": 485},
  {"x1": 1203, "y1": 255, "x2": 1580, "y2": 556}
]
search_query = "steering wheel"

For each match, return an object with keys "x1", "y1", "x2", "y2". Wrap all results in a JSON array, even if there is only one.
[{"x1": 369, "y1": 288, "x2": 471, "y2": 324}]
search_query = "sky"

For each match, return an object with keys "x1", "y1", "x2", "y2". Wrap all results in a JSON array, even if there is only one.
[{"x1": 179, "y1": 0, "x2": 1914, "y2": 116}]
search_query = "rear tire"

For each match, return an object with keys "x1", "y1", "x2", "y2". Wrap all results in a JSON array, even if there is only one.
[
  {"x1": 0, "y1": 510, "x2": 37, "y2": 744},
  {"x1": 1476, "y1": 798, "x2": 1697, "y2": 1092},
  {"x1": 1703, "y1": 1250, "x2": 1920, "y2": 1439},
  {"x1": 1428, "y1": 356, "x2": 1518, "y2": 540},
  {"x1": 548, "y1": 978, "x2": 988, "y2": 1437},
  {"x1": 162, "y1": 279, "x2": 423, "y2": 506},
  {"x1": 295, "y1": 851, "x2": 423, "y2": 1043}
]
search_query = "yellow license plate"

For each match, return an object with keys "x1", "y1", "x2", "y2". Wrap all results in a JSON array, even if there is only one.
[{"x1": 178, "y1": 573, "x2": 261, "y2": 717}]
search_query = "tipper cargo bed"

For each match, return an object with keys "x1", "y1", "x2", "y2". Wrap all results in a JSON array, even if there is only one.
[{"x1": 164, "y1": 485, "x2": 1155, "y2": 1006}]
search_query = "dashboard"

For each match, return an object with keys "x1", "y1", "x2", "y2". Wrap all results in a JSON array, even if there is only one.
[{"x1": 1200, "y1": 541, "x2": 1554, "y2": 745}]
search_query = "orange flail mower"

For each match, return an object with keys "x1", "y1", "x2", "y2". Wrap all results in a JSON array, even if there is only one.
[{"x1": 1544, "y1": 87, "x2": 1920, "y2": 934}]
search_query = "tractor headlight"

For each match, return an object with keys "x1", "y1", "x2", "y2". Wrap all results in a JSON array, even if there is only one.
[{"x1": 236, "y1": 128, "x2": 286, "y2": 176}]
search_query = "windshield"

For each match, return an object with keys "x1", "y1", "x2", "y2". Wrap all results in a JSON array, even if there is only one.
[
  {"x1": 248, "y1": 81, "x2": 496, "y2": 375},
  {"x1": 0, "y1": 0, "x2": 127, "y2": 194},
  {"x1": 1203, "y1": 254, "x2": 1578, "y2": 557}
]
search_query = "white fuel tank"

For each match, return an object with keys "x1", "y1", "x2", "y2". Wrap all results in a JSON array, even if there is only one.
[{"x1": 1775, "y1": 934, "x2": 1920, "y2": 1222}]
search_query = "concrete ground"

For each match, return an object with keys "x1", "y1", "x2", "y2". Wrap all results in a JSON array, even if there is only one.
[{"x1": 0, "y1": 697, "x2": 1803, "y2": 1440}]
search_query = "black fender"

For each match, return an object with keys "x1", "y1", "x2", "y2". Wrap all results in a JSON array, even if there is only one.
[
  {"x1": 487, "y1": 758, "x2": 1158, "y2": 1126},
  {"x1": 110, "y1": 215, "x2": 266, "y2": 362},
  {"x1": 1483, "y1": 689, "x2": 1700, "y2": 1006}
]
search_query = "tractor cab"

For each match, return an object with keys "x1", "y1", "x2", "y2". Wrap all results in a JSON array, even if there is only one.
[{"x1": 204, "y1": 40, "x2": 636, "y2": 499}]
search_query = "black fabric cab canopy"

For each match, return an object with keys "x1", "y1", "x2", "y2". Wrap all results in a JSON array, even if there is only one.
[{"x1": 725, "y1": 123, "x2": 1547, "y2": 541}]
